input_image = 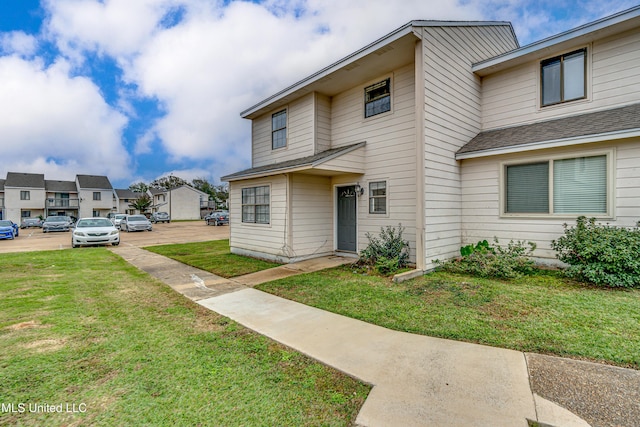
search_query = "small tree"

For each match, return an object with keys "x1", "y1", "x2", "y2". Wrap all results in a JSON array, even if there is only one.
[
  {"x1": 128, "y1": 182, "x2": 149, "y2": 193},
  {"x1": 128, "y1": 194, "x2": 152, "y2": 213}
]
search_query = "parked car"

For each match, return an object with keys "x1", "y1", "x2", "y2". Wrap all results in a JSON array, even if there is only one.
[
  {"x1": 42, "y1": 216, "x2": 73, "y2": 233},
  {"x1": 110, "y1": 213, "x2": 126, "y2": 227},
  {"x1": 72, "y1": 217, "x2": 120, "y2": 248},
  {"x1": 0, "y1": 220, "x2": 19, "y2": 240},
  {"x1": 20, "y1": 217, "x2": 43, "y2": 228},
  {"x1": 150, "y1": 212, "x2": 170, "y2": 223},
  {"x1": 205, "y1": 211, "x2": 229, "y2": 226},
  {"x1": 120, "y1": 215, "x2": 153, "y2": 232}
]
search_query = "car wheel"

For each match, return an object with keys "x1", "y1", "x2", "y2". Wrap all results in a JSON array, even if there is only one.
[
  {"x1": 72, "y1": 242, "x2": 78, "y2": 248},
  {"x1": 113, "y1": 242, "x2": 120, "y2": 246}
]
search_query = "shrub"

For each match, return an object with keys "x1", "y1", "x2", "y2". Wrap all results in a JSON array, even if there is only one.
[
  {"x1": 551, "y1": 216, "x2": 640, "y2": 288},
  {"x1": 359, "y1": 224, "x2": 410, "y2": 275},
  {"x1": 435, "y1": 238, "x2": 536, "y2": 279}
]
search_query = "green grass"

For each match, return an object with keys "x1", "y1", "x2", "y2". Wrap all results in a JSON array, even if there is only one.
[
  {"x1": 144, "y1": 240, "x2": 281, "y2": 277},
  {"x1": 257, "y1": 267, "x2": 640, "y2": 369},
  {"x1": 0, "y1": 249, "x2": 369, "y2": 426}
]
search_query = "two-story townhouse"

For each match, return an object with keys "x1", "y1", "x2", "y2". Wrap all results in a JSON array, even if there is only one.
[
  {"x1": 223, "y1": 6, "x2": 640, "y2": 270},
  {"x1": 4, "y1": 172, "x2": 46, "y2": 223},
  {"x1": 148, "y1": 185, "x2": 208, "y2": 220},
  {"x1": 76, "y1": 175, "x2": 116, "y2": 218},
  {"x1": 45, "y1": 180, "x2": 80, "y2": 219},
  {"x1": 115, "y1": 189, "x2": 145, "y2": 215}
]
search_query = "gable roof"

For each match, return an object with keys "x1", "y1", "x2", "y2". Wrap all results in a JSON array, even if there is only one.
[
  {"x1": 457, "y1": 103, "x2": 640, "y2": 159},
  {"x1": 149, "y1": 187, "x2": 167, "y2": 195},
  {"x1": 115, "y1": 189, "x2": 143, "y2": 199},
  {"x1": 0, "y1": 179, "x2": 5, "y2": 191},
  {"x1": 5, "y1": 172, "x2": 45, "y2": 188},
  {"x1": 222, "y1": 142, "x2": 366, "y2": 181},
  {"x1": 76, "y1": 175, "x2": 113, "y2": 190},
  {"x1": 45, "y1": 180, "x2": 77, "y2": 192}
]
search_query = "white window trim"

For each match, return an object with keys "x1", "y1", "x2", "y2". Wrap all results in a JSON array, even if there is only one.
[
  {"x1": 367, "y1": 179, "x2": 390, "y2": 217},
  {"x1": 240, "y1": 183, "x2": 272, "y2": 227},
  {"x1": 537, "y1": 44, "x2": 591, "y2": 111},
  {"x1": 271, "y1": 108, "x2": 288, "y2": 151},
  {"x1": 499, "y1": 148, "x2": 615, "y2": 219},
  {"x1": 363, "y1": 74, "x2": 393, "y2": 121}
]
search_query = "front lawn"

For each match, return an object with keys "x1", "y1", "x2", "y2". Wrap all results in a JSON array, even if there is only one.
[
  {"x1": 257, "y1": 267, "x2": 640, "y2": 369},
  {"x1": 145, "y1": 240, "x2": 280, "y2": 277},
  {"x1": 0, "y1": 249, "x2": 369, "y2": 426}
]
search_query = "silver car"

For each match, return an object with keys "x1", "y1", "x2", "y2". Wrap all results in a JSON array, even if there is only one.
[
  {"x1": 120, "y1": 215, "x2": 153, "y2": 232},
  {"x1": 72, "y1": 217, "x2": 120, "y2": 248},
  {"x1": 42, "y1": 216, "x2": 73, "y2": 232}
]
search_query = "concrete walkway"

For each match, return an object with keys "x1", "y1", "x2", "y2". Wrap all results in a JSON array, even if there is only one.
[{"x1": 112, "y1": 246, "x2": 594, "y2": 427}]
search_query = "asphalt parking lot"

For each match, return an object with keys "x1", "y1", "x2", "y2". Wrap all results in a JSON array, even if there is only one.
[{"x1": 0, "y1": 220, "x2": 229, "y2": 253}]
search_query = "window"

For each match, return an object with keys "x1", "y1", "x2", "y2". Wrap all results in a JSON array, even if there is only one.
[
  {"x1": 504, "y1": 154, "x2": 608, "y2": 215},
  {"x1": 93, "y1": 210, "x2": 100, "y2": 217},
  {"x1": 541, "y1": 49, "x2": 586, "y2": 107},
  {"x1": 272, "y1": 110, "x2": 287, "y2": 149},
  {"x1": 364, "y1": 78, "x2": 391, "y2": 118},
  {"x1": 20, "y1": 191, "x2": 30, "y2": 200},
  {"x1": 369, "y1": 181, "x2": 387, "y2": 214},
  {"x1": 93, "y1": 192, "x2": 101, "y2": 201},
  {"x1": 242, "y1": 186, "x2": 270, "y2": 224},
  {"x1": 21, "y1": 211, "x2": 31, "y2": 218}
]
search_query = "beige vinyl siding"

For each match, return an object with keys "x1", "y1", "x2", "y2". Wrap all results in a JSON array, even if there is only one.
[
  {"x1": 229, "y1": 175, "x2": 287, "y2": 260},
  {"x1": 421, "y1": 26, "x2": 518, "y2": 269},
  {"x1": 481, "y1": 27, "x2": 640, "y2": 130},
  {"x1": 460, "y1": 140, "x2": 640, "y2": 262},
  {"x1": 330, "y1": 63, "x2": 417, "y2": 260},
  {"x1": 252, "y1": 93, "x2": 316, "y2": 167},
  {"x1": 290, "y1": 174, "x2": 333, "y2": 258},
  {"x1": 315, "y1": 93, "x2": 331, "y2": 154}
]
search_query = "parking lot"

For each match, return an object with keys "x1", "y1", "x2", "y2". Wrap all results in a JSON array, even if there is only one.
[{"x1": 0, "y1": 221, "x2": 229, "y2": 254}]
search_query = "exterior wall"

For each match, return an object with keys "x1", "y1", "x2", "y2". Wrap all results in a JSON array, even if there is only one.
[
  {"x1": 167, "y1": 187, "x2": 206, "y2": 220},
  {"x1": 330, "y1": 63, "x2": 418, "y2": 261},
  {"x1": 252, "y1": 93, "x2": 316, "y2": 167},
  {"x1": 78, "y1": 189, "x2": 115, "y2": 217},
  {"x1": 459, "y1": 139, "x2": 640, "y2": 262},
  {"x1": 229, "y1": 175, "x2": 288, "y2": 261},
  {"x1": 421, "y1": 25, "x2": 519, "y2": 269},
  {"x1": 481, "y1": 28, "x2": 640, "y2": 131},
  {"x1": 315, "y1": 93, "x2": 332, "y2": 154},
  {"x1": 290, "y1": 174, "x2": 334, "y2": 258},
  {"x1": 4, "y1": 188, "x2": 46, "y2": 223}
]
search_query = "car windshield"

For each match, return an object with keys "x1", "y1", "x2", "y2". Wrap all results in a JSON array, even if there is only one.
[
  {"x1": 115, "y1": 215, "x2": 126, "y2": 219},
  {"x1": 77, "y1": 218, "x2": 114, "y2": 228},
  {"x1": 128, "y1": 215, "x2": 147, "y2": 221},
  {"x1": 46, "y1": 216, "x2": 69, "y2": 222},
  {"x1": 0, "y1": 220, "x2": 12, "y2": 226}
]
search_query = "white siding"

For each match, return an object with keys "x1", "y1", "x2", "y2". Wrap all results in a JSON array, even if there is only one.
[
  {"x1": 291, "y1": 174, "x2": 333, "y2": 258},
  {"x1": 168, "y1": 187, "x2": 205, "y2": 220},
  {"x1": 229, "y1": 175, "x2": 288, "y2": 261},
  {"x1": 330, "y1": 63, "x2": 417, "y2": 260},
  {"x1": 4, "y1": 188, "x2": 46, "y2": 223},
  {"x1": 460, "y1": 139, "x2": 640, "y2": 262},
  {"x1": 421, "y1": 25, "x2": 518, "y2": 269},
  {"x1": 315, "y1": 93, "x2": 332, "y2": 154},
  {"x1": 481, "y1": 28, "x2": 640, "y2": 130},
  {"x1": 252, "y1": 93, "x2": 315, "y2": 167}
]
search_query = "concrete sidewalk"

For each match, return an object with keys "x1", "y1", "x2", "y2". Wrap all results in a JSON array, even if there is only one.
[{"x1": 112, "y1": 246, "x2": 598, "y2": 426}]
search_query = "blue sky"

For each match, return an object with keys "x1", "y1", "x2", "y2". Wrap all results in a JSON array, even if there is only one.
[{"x1": 0, "y1": 0, "x2": 636, "y2": 189}]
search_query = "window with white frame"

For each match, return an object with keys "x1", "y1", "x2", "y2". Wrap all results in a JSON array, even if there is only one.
[
  {"x1": 272, "y1": 110, "x2": 287, "y2": 149},
  {"x1": 364, "y1": 78, "x2": 391, "y2": 118},
  {"x1": 93, "y1": 192, "x2": 101, "y2": 201},
  {"x1": 369, "y1": 181, "x2": 387, "y2": 214},
  {"x1": 20, "y1": 191, "x2": 30, "y2": 200},
  {"x1": 541, "y1": 49, "x2": 586, "y2": 107},
  {"x1": 242, "y1": 186, "x2": 270, "y2": 224},
  {"x1": 504, "y1": 154, "x2": 608, "y2": 215}
]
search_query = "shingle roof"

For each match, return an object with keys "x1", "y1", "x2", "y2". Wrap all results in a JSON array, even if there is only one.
[
  {"x1": 149, "y1": 188, "x2": 167, "y2": 195},
  {"x1": 222, "y1": 142, "x2": 366, "y2": 181},
  {"x1": 457, "y1": 103, "x2": 640, "y2": 157},
  {"x1": 115, "y1": 189, "x2": 143, "y2": 199},
  {"x1": 76, "y1": 175, "x2": 113, "y2": 190},
  {"x1": 45, "y1": 180, "x2": 77, "y2": 192},
  {"x1": 0, "y1": 179, "x2": 5, "y2": 191},
  {"x1": 5, "y1": 172, "x2": 45, "y2": 188}
]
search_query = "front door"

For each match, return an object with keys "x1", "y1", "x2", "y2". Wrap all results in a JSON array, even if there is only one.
[{"x1": 337, "y1": 185, "x2": 357, "y2": 252}]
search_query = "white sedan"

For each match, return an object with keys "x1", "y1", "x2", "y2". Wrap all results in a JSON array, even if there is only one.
[{"x1": 72, "y1": 218, "x2": 120, "y2": 248}]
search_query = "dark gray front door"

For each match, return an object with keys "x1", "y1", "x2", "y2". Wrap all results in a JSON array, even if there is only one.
[{"x1": 337, "y1": 185, "x2": 357, "y2": 252}]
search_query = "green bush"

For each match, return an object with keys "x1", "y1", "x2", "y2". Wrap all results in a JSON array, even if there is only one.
[
  {"x1": 435, "y1": 238, "x2": 536, "y2": 279},
  {"x1": 551, "y1": 216, "x2": 640, "y2": 288},
  {"x1": 359, "y1": 224, "x2": 410, "y2": 275}
]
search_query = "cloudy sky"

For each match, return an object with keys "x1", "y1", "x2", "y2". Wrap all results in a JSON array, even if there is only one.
[{"x1": 0, "y1": 0, "x2": 636, "y2": 189}]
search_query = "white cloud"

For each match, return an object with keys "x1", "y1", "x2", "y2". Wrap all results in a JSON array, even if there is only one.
[
  {"x1": 0, "y1": 31, "x2": 38, "y2": 57},
  {"x1": 0, "y1": 56, "x2": 130, "y2": 180}
]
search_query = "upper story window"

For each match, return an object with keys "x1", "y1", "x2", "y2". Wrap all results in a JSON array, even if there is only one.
[
  {"x1": 93, "y1": 192, "x2": 101, "y2": 201},
  {"x1": 504, "y1": 153, "x2": 609, "y2": 216},
  {"x1": 364, "y1": 78, "x2": 391, "y2": 118},
  {"x1": 20, "y1": 191, "x2": 30, "y2": 200},
  {"x1": 272, "y1": 110, "x2": 287, "y2": 149},
  {"x1": 541, "y1": 49, "x2": 586, "y2": 107},
  {"x1": 369, "y1": 181, "x2": 387, "y2": 214}
]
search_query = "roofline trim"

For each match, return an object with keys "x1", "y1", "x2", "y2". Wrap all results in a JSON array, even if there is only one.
[
  {"x1": 455, "y1": 128, "x2": 640, "y2": 160},
  {"x1": 473, "y1": 5, "x2": 640, "y2": 72}
]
